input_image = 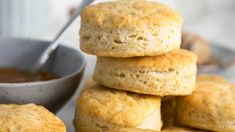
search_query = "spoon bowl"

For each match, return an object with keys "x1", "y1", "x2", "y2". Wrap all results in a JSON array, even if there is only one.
[{"x1": 0, "y1": 38, "x2": 85, "y2": 113}]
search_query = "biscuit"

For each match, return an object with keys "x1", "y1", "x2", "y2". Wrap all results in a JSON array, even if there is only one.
[
  {"x1": 161, "y1": 96, "x2": 176, "y2": 127},
  {"x1": 175, "y1": 75, "x2": 235, "y2": 131},
  {"x1": 103, "y1": 127, "x2": 155, "y2": 132},
  {"x1": 161, "y1": 98, "x2": 205, "y2": 132},
  {"x1": 80, "y1": 0, "x2": 183, "y2": 57},
  {"x1": 161, "y1": 97, "x2": 205, "y2": 132},
  {"x1": 0, "y1": 104, "x2": 66, "y2": 132},
  {"x1": 94, "y1": 49, "x2": 197, "y2": 96},
  {"x1": 196, "y1": 74, "x2": 229, "y2": 85},
  {"x1": 161, "y1": 126, "x2": 203, "y2": 132},
  {"x1": 74, "y1": 78, "x2": 162, "y2": 132}
]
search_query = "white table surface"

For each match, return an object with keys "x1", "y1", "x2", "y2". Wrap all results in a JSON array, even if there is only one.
[{"x1": 37, "y1": 1, "x2": 235, "y2": 131}]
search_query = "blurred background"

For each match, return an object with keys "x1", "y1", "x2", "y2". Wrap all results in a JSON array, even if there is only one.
[
  {"x1": 1, "y1": 0, "x2": 235, "y2": 48},
  {"x1": 1, "y1": 0, "x2": 235, "y2": 49},
  {"x1": 1, "y1": 0, "x2": 235, "y2": 131}
]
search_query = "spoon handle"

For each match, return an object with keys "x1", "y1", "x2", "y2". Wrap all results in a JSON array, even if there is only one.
[{"x1": 31, "y1": 0, "x2": 93, "y2": 72}]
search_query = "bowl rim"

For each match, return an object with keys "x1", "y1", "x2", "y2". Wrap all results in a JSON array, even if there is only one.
[{"x1": 0, "y1": 38, "x2": 86, "y2": 87}]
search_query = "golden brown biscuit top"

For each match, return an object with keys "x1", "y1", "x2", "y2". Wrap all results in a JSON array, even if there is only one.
[
  {"x1": 0, "y1": 104, "x2": 66, "y2": 131},
  {"x1": 81, "y1": 0, "x2": 182, "y2": 29},
  {"x1": 97, "y1": 49, "x2": 197, "y2": 71},
  {"x1": 179, "y1": 75, "x2": 235, "y2": 120},
  {"x1": 197, "y1": 74, "x2": 230, "y2": 86},
  {"x1": 77, "y1": 79, "x2": 160, "y2": 127},
  {"x1": 162, "y1": 126, "x2": 202, "y2": 132},
  {"x1": 104, "y1": 127, "x2": 155, "y2": 132}
]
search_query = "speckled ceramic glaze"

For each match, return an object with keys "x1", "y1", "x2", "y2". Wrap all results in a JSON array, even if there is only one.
[{"x1": 0, "y1": 38, "x2": 85, "y2": 113}]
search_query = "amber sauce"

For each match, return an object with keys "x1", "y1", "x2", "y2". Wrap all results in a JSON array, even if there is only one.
[{"x1": 0, "y1": 68, "x2": 58, "y2": 83}]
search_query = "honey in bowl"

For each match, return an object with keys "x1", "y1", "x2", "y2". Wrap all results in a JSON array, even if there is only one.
[{"x1": 0, "y1": 67, "x2": 58, "y2": 83}]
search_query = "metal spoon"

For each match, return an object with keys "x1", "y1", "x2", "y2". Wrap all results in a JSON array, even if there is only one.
[{"x1": 31, "y1": 0, "x2": 93, "y2": 72}]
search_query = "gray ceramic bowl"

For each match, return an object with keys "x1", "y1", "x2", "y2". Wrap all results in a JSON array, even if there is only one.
[{"x1": 0, "y1": 38, "x2": 85, "y2": 113}]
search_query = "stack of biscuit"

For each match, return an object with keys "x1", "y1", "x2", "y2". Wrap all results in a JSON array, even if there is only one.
[{"x1": 75, "y1": 0, "x2": 199, "y2": 131}]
